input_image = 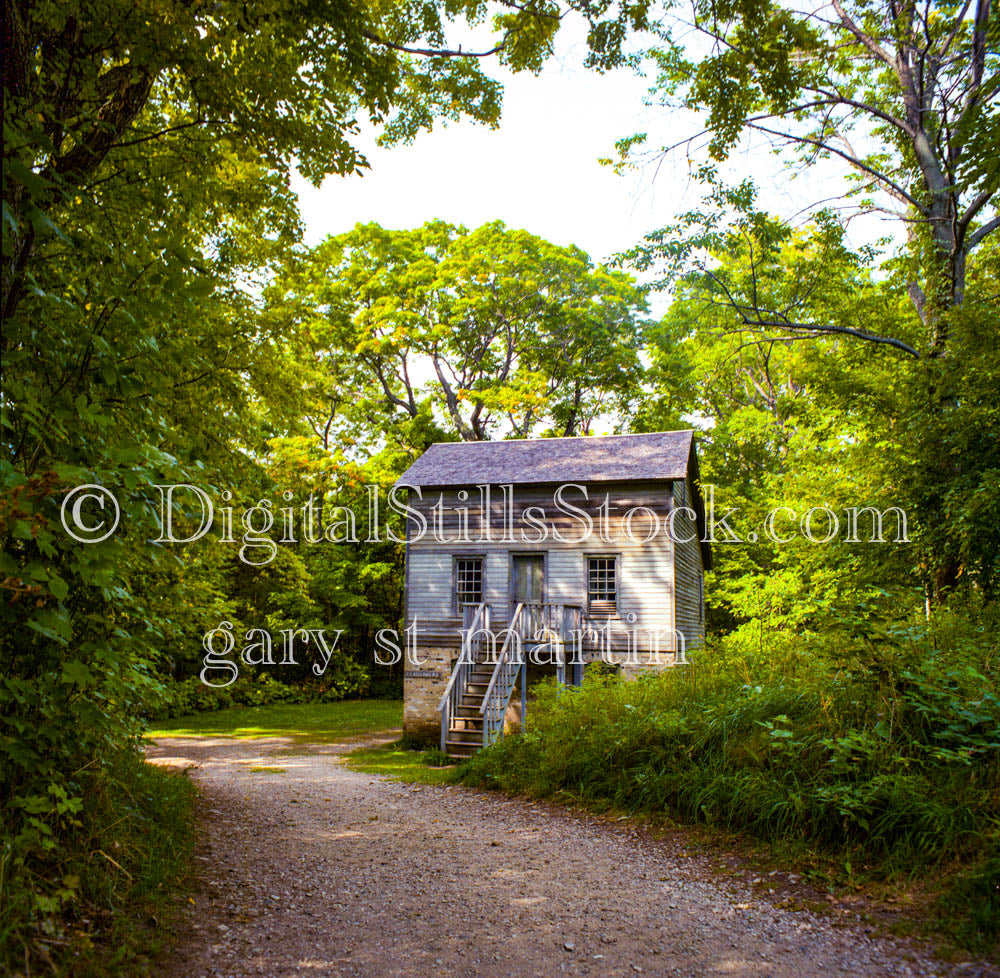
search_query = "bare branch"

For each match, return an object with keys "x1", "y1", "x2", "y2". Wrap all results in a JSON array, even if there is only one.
[
  {"x1": 747, "y1": 121, "x2": 921, "y2": 208},
  {"x1": 740, "y1": 317, "x2": 921, "y2": 357},
  {"x1": 109, "y1": 118, "x2": 228, "y2": 149},
  {"x1": 958, "y1": 188, "x2": 994, "y2": 236},
  {"x1": 703, "y1": 269, "x2": 921, "y2": 357},
  {"x1": 830, "y1": 0, "x2": 898, "y2": 70},
  {"x1": 806, "y1": 85, "x2": 912, "y2": 135},
  {"x1": 937, "y1": 0, "x2": 972, "y2": 62}
]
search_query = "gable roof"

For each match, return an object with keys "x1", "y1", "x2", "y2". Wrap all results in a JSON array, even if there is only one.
[
  {"x1": 395, "y1": 430, "x2": 696, "y2": 488},
  {"x1": 396, "y1": 430, "x2": 712, "y2": 570}
]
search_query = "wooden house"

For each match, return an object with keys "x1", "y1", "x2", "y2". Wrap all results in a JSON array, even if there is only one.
[{"x1": 393, "y1": 430, "x2": 712, "y2": 757}]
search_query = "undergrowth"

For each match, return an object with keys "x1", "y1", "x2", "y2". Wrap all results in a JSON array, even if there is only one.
[{"x1": 1, "y1": 747, "x2": 196, "y2": 977}]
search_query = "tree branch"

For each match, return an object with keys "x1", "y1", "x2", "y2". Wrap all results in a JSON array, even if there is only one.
[
  {"x1": 830, "y1": 0, "x2": 898, "y2": 70},
  {"x1": 360, "y1": 30, "x2": 504, "y2": 59},
  {"x1": 747, "y1": 121, "x2": 921, "y2": 208},
  {"x1": 967, "y1": 214, "x2": 1000, "y2": 250},
  {"x1": 704, "y1": 269, "x2": 921, "y2": 357}
]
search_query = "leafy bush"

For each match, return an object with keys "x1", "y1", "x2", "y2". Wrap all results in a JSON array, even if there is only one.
[
  {"x1": 145, "y1": 664, "x2": 375, "y2": 720},
  {"x1": 365, "y1": 672, "x2": 404, "y2": 701},
  {"x1": 939, "y1": 839, "x2": 1000, "y2": 950}
]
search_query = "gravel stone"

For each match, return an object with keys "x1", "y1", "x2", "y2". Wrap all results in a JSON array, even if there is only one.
[{"x1": 145, "y1": 734, "x2": 999, "y2": 978}]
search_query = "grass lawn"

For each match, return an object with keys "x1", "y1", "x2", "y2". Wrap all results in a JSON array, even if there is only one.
[
  {"x1": 147, "y1": 700, "x2": 459, "y2": 786},
  {"x1": 344, "y1": 742, "x2": 458, "y2": 785},
  {"x1": 146, "y1": 699, "x2": 402, "y2": 743}
]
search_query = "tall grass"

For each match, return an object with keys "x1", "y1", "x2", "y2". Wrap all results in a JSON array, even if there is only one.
[
  {"x1": 458, "y1": 615, "x2": 1000, "y2": 952},
  {"x1": 1, "y1": 747, "x2": 197, "y2": 977}
]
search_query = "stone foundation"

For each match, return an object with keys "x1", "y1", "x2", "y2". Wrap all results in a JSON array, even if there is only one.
[{"x1": 402, "y1": 646, "x2": 454, "y2": 740}]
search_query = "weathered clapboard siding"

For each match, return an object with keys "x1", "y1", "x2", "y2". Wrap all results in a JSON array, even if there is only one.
[
  {"x1": 405, "y1": 550, "x2": 457, "y2": 621},
  {"x1": 671, "y1": 477, "x2": 705, "y2": 650},
  {"x1": 404, "y1": 481, "x2": 685, "y2": 651},
  {"x1": 485, "y1": 551, "x2": 508, "y2": 609},
  {"x1": 405, "y1": 482, "x2": 674, "y2": 539}
]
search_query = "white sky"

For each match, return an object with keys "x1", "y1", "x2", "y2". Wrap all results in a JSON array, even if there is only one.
[
  {"x1": 290, "y1": 22, "x2": 894, "y2": 318},
  {"x1": 292, "y1": 34, "x2": 674, "y2": 264}
]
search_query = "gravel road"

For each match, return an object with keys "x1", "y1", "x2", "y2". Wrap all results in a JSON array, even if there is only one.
[{"x1": 144, "y1": 734, "x2": 997, "y2": 978}]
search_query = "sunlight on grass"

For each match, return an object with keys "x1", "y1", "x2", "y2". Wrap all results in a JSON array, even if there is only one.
[
  {"x1": 248, "y1": 766, "x2": 286, "y2": 773},
  {"x1": 345, "y1": 743, "x2": 457, "y2": 785},
  {"x1": 145, "y1": 700, "x2": 402, "y2": 743}
]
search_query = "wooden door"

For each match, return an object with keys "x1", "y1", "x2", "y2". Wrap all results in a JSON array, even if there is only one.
[{"x1": 512, "y1": 554, "x2": 544, "y2": 640}]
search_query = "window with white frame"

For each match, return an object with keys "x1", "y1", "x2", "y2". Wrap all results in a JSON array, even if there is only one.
[
  {"x1": 454, "y1": 557, "x2": 484, "y2": 609},
  {"x1": 587, "y1": 556, "x2": 618, "y2": 615}
]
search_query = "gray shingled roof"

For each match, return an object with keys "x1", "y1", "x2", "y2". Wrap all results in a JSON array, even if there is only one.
[{"x1": 395, "y1": 430, "x2": 695, "y2": 488}]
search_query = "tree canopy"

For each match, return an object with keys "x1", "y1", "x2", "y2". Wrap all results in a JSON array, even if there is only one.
[{"x1": 270, "y1": 220, "x2": 647, "y2": 442}]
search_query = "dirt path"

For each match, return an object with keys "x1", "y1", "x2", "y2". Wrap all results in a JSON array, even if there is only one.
[{"x1": 145, "y1": 734, "x2": 994, "y2": 978}]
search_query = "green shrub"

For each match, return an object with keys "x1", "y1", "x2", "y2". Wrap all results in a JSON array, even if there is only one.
[
  {"x1": 365, "y1": 672, "x2": 404, "y2": 700},
  {"x1": 939, "y1": 839, "x2": 1000, "y2": 950},
  {"x1": 144, "y1": 664, "x2": 374, "y2": 720}
]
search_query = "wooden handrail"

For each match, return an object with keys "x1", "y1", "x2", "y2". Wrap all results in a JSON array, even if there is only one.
[
  {"x1": 479, "y1": 602, "x2": 524, "y2": 713},
  {"x1": 440, "y1": 601, "x2": 587, "y2": 754},
  {"x1": 438, "y1": 602, "x2": 488, "y2": 753},
  {"x1": 437, "y1": 602, "x2": 486, "y2": 712}
]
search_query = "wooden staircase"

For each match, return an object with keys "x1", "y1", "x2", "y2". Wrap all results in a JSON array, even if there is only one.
[
  {"x1": 439, "y1": 601, "x2": 524, "y2": 760},
  {"x1": 442, "y1": 661, "x2": 494, "y2": 759},
  {"x1": 439, "y1": 601, "x2": 582, "y2": 760}
]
